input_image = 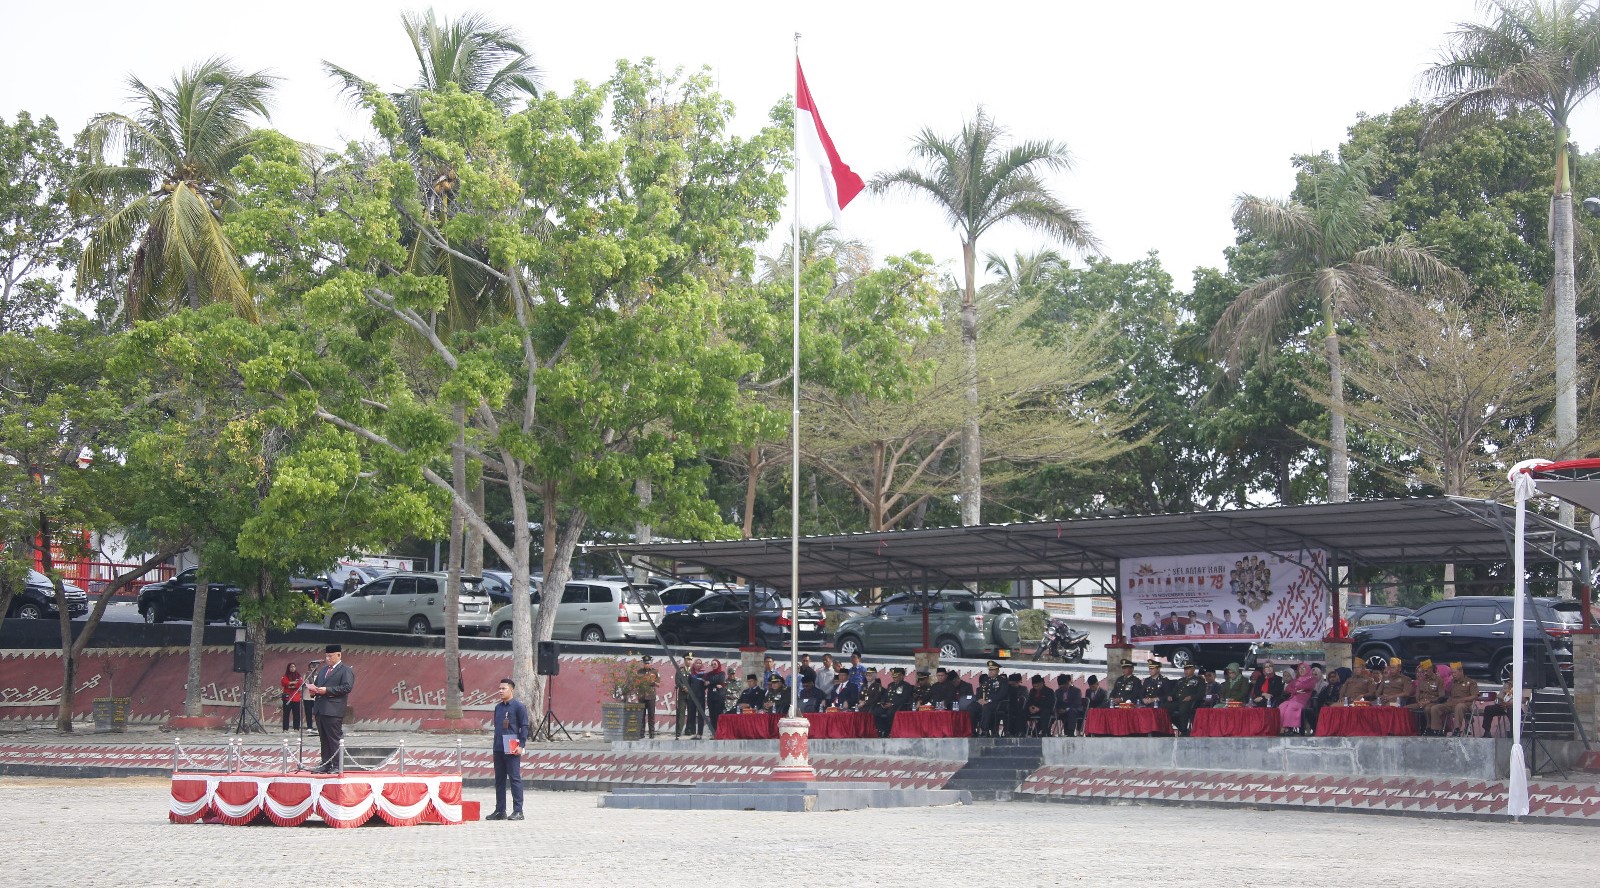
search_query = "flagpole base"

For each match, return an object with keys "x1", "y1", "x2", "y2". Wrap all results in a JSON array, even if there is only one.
[{"x1": 772, "y1": 716, "x2": 815, "y2": 781}]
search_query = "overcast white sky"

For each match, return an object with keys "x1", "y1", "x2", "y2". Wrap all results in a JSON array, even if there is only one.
[{"x1": 9, "y1": 0, "x2": 1600, "y2": 290}]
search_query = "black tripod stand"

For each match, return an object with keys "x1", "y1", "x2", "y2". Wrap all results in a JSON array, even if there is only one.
[
  {"x1": 533, "y1": 674, "x2": 571, "y2": 742},
  {"x1": 233, "y1": 675, "x2": 265, "y2": 735}
]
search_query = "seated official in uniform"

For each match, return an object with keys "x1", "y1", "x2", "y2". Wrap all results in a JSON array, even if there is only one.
[
  {"x1": 1425, "y1": 662, "x2": 1479, "y2": 735},
  {"x1": 736, "y1": 674, "x2": 765, "y2": 711},
  {"x1": 1376, "y1": 658, "x2": 1413, "y2": 706},
  {"x1": 1111, "y1": 661, "x2": 1142, "y2": 705}
]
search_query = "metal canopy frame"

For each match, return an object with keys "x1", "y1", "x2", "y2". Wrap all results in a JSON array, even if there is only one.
[{"x1": 593, "y1": 496, "x2": 1600, "y2": 594}]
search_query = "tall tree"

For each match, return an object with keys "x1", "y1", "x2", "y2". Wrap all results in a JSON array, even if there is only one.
[
  {"x1": 1426, "y1": 0, "x2": 1600, "y2": 522},
  {"x1": 1212, "y1": 155, "x2": 1463, "y2": 502},
  {"x1": 0, "y1": 112, "x2": 81, "y2": 334},
  {"x1": 73, "y1": 57, "x2": 277, "y2": 323},
  {"x1": 872, "y1": 108, "x2": 1099, "y2": 525}
]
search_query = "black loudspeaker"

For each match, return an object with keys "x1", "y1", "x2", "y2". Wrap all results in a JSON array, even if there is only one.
[
  {"x1": 536, "y1": 640, "x2": 560, "y2": 676},
  {"x1": 232, "y1": 641, "x2": 256, "y2": 673}
]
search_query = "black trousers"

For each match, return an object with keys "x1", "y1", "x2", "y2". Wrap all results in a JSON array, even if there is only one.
[
  {"x1": 315, "y1": 714, "x2": 343, "y2": 769},
  {"x1": 302, "y1": 699, "x2": 316, "y2": 729},
  {"x1": 281, "y1": 699, "x2": 302, "y2": 731},
  {"x1": 493, "y1": 751, "x2": 524, "y2": 814}
]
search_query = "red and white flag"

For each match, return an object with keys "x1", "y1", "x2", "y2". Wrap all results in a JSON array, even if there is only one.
[{"x1": 796, "y1": 58, "x2": 864, "y2": 222}]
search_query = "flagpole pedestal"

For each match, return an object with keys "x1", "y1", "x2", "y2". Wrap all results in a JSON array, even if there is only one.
[{"x1": 772, "y1": 716, "x2": 815, "y2": 781}]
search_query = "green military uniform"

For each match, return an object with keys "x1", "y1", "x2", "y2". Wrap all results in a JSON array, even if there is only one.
[{"x1": 1111, "y1": 666, "x2": 1142, "y2": 705}]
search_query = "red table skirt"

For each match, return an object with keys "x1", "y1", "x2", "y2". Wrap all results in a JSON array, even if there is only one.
[
  {"x1": 805, "y1": 711, "x2": 877, "y2": 739},
  {"x1": 1191, "y1": 707, "x2": 1282, "y2": 737},
  {"x1": 889, "y1": 710, "x2": 970, "y2": 738},
  {"x1": 714, "y1": 713, "x2": 780, "y2": 740},
  {"x1": 1084, "y1": 707, "x2": 1174, "y2": 737},
  {"x1": 1316, "y1": 705, "x2": 1416, "y2": 737}
]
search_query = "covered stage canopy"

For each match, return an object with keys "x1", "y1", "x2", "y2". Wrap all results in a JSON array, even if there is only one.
[{"x1": 594, "y1": 496, "x2": 1598, "y2": 593}]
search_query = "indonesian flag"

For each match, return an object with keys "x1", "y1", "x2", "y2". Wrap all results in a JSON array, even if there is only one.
[{"x1": 796, "y1": 58, "x2": 864, "y2": 222}]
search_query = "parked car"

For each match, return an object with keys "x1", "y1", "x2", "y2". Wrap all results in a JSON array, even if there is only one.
[
  {"x1": 655, "y1": 591, "x2": 827, "y2": 648},
  {"x1": 803, "y1": 589, "x2": 869, "y2": 621},
  {"x1": 833, "y1": 595, "x2": 1021, "y2": 661},
  {"x1": 488, "y1": 579, "x2": 665, "y2": 643},
  {"x1": 1149, "y1": 640, "x2": 1255, "y2": 670},
  {"x1": 480, "y1": 570, "x2": 541, "y2": 608},
  {"x1": 323, "y1": 572, "x2": 494, "y2": 635},
  {"x1": 138, "y1": 568, "x2": 243, "y2": 626},
  {"x1": 290, "y1": 576, "x2": 334, "y2": 603},
  {"x1": 658, "y1": 582, "x2": 741, "y2": 614},
  {"x1": 5, "y1": 569, "x2": 89, "y2": 620},
  {"x1": 1351, "y1": 596, "x2": 1579, "y2": 686}
]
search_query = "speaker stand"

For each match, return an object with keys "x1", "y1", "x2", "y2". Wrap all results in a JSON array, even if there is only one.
[
  {"x1": 533, "y1": 674, "x2": 572, "y2": 742},
  {"x1": 233, "y1": 677, "x2": 265, "y2": 735}
]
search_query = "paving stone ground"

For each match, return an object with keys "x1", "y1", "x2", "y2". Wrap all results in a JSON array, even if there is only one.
[{"x1": 5, "y1": 776, "x2": 1594, "y2": 888}]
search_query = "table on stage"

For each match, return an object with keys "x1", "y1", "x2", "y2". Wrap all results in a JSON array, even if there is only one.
[
  {"x1": 714, "y1": 713, "x2": 780, "y2": 739},
  {"x1": 889, "y1": 709, "x2": 971, "y2": 738},
  {"x1": 1190, "y1": 707, "x2": 1281, "y2": 737},
  {"x1": 1316, "y1": 705, "x2": 1416, "y2": 737},
  {"x1": 713, "y1": 711, "x2": 879, "y2": 739},
  {"x1": 804, "y1": 710, "x2": 878, "y2": 739},
  {"x1": 1084, "y1": 707, "x2": 1174, "y2": 737}
]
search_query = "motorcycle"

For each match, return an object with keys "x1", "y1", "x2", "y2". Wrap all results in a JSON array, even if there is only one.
[{"x1": 1032, "y1": 617, "x2": 1091, "y2": 662}]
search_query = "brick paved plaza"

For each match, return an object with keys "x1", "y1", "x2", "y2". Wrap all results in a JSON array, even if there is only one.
[{"x1": 5, "y1": 776, "x2": 1595, "y2": 888}]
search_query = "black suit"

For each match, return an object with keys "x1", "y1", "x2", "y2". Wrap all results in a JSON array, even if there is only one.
[{"x1": 311, "y1": 661, "x2": 354, "y2": 770}]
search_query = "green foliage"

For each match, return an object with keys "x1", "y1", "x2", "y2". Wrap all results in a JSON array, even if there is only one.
[
  {"x1": 1018, "y1": 608, "x2": 1046, "y2": 642},
  {"x1": 0, "y1": 112, "x2": 82, "y2": 333}
]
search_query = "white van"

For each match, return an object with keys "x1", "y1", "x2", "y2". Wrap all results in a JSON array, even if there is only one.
[
  {"x1": 490, "y1": 579, "x2": 664, "y2": 642},
  {"x1": 325, "y1": 572, "x2": 494, "y2": 635}
]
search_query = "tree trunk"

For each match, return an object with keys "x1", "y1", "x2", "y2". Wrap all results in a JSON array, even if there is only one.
[
  {"x1": 241, "y1": 572, "x2": 269, "y2": 732},
  {"x1": 465, "y1": 477, "x2": 486, "y2": 576},
  {"x1": 1552, "y1": 185, "x2": 1578, "y2": 531},
  {"x1": 183, "y1": 555, "x2": 210, "y2": 718},
  {"x1": 39, "y1": 517, "x2": 75, "y2": 732},
  {"x1": 528, "y1": 511, "x2": 588, "y2": 719},
  {"x1": 443, "y1": 406, "x2": 467, "y2": 720},
  {"x1": 508, "y1": 469, "x2": 539, "y2": 710},
  {"x1": 1324, "y1": 304, "x2": 1348, "y2": 504},
  {"x1": 633, "y1": 477, "x2": 652, "y2": 583},
  {"x1": 959, "y1": 239, "x2": 982, "y2": 526},
  {"x1": 742, "y1": 444, "x2": 761, "y2": 539}
]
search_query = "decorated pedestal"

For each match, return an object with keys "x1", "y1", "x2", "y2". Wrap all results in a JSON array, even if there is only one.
[{"x1": 771, "y1": 715, "x2": 815, "y2": 781}]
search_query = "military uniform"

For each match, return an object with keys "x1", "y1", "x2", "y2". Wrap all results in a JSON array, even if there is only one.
[
  {"x1": 1377, "y1": 669, "x2": 1413, "y2": 706},
  {"x1": 1340, "y1": 671, "x2": 1379, "y2": 704},
  {"x1": 1171, "y1": 670, "x2": 1207, "y2": 734},
  {"x1": 862, "y1": 680, "x2": 891, "y2": 736},
  {"x1": 885, "y1": 672, "x2": 916, "y2": 734},
  {"x1": 1141, "y1": 670, "x2": 1173, "y2": 709},
  {"x1": 1111, "y1": 669, "x2": 1142, "y2": 705},
  {"x1": 977, "y1": 669, "x2": 1008, "y2": 736},
  {"x1": 762, "y1": 686, "x2": 788, "y2": 713},
  {"x1": 1427, "y1": 669, "x2": 1480, "y2": 733},
  {"x1": 914, "y1": 678, "x2": 936, "y2": 707}
]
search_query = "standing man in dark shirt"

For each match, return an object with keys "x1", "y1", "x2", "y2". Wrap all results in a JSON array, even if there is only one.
[
  {"x1": 1111, "y1": 661, "x2": 1142, "y2": 705},
  {"x1": 977, "y1": 661, "x2": 1007, "y2": 736},
  {"x1": 303, "y1": 643, "x2": 354, "y2": 773},
  {"x1": 488, "y1": 678, "x2": 530, "y2": 821}
]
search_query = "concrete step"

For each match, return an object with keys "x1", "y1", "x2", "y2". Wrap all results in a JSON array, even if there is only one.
[{"x1": 600, "y1": 782, "x2": 971, "y2": 811}]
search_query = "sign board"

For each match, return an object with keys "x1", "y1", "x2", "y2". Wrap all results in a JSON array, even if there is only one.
[{"x1": 1119, "y1": 549, "x2": 1330, "y2": 644}]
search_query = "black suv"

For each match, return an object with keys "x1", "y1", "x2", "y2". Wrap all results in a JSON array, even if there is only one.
[
  {"x1": 656, "y1": 591, "x2": 827, "y2": 648},
  {"x1": 1351, "y1": 596, "x2": 1579, "y2": 686},
  {"x1": 138, "y1": 568, "x2": 244, "y2": 626},
  {"x1": 5, "y1": 569, "x2": 89, "y2": 620}
]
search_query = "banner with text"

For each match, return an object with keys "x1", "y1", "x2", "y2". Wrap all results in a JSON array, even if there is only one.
[{"x1": 1120, "y1": 549, "x2": 1330, "y2": 644}]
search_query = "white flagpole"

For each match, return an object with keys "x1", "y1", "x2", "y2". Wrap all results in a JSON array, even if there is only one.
[
  {"x1": 1507, "y1": 461, "x2": 1544, "y2": 819},
  {"x1": 789, "y1": 32, "x2": 802, "y2": 720}
]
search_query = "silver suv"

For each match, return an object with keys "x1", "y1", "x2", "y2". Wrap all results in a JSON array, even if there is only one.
[
  {"x1": 324, "y1": 572, "x2": 493, "y2": 635},
  {"x1": 490, "y1": 579, "x2": 664, "y2": 642}
]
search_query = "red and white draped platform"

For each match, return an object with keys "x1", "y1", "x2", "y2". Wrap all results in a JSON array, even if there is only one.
[{"x1": 169, "y1": 772, "x2": 464, "y2": 827}]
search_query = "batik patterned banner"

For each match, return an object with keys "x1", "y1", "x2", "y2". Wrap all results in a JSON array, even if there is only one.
[{"x1": 1119, "y1": 548, "x2": 1330, "y2": 644}]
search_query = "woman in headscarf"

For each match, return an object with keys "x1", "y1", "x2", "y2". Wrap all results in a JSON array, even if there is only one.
[
  {"x1": 1316, "y1": 667, "x2": 1351, "y2": 715},
  {"x1": 702, "y1": 658, "x2": 727, "y2": 737},
  {"x1": 1220, "y1": 663, "x2": 1250, "y2": 704},
  {"x1": 1249, "y1": 661, "x2": 1284, "y2": 707},
  {"x1": 1278, "y1": 662, "x2": 1318, "y2": 734}
]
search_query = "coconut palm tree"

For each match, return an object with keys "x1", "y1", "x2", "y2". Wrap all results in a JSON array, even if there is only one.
[
  {"x1": 872, "y1": 108, "x2": 1099, "y2": 525},
  {"x1": 73, "y1": 57, "x2": 277, "y2": 323},
  {"x1": 1425, "y1": 0, "x2": 1600, "y2": 520},
  {"x1": 1211, "y1": 156, "x2": 1464, "y2": 503},
  {"x1": 325, "y1": 8, "x2": 540, "y2": 153}
]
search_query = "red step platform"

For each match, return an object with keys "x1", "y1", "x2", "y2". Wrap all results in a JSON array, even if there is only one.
[{"x1": 170, "y1": 771, "x2": 465, "y2": 827}]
